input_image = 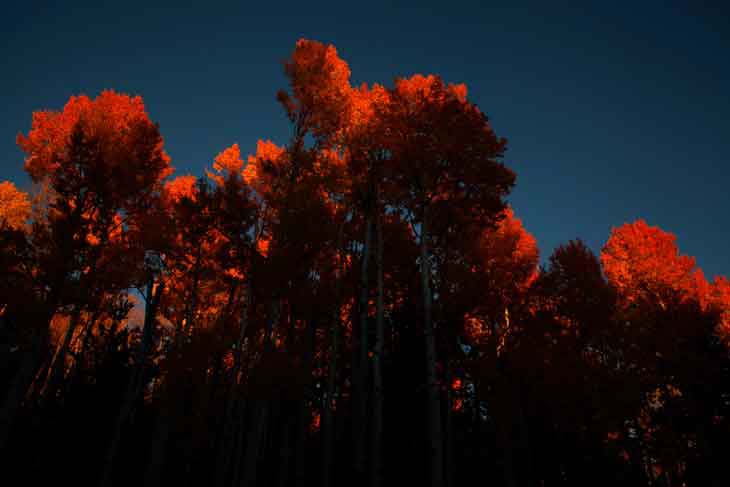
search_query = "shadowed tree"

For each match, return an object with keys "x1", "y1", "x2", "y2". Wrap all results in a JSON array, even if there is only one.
[
  {"x1": 2, "y1": 91, "x2": 171, "y2": 454},
  {"x1": 380, "y1": 73, "x2": 515, "y2": 487}
]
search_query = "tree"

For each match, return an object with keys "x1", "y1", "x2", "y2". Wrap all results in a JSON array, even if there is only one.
[
  {"x1": 2, "y1": 91, "x2": 172, "y2": 453},
  {"x1": 381, "y1": 73, "x2": 515, "y2": 487}
]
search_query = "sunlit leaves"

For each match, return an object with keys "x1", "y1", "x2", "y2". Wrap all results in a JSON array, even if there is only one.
[
  {"x1": 280, "y1": 38, "x2": 353, "y2": 142},
  {"x1": 207, "y1": 143, "x2": 244, "y2": 187},
  {"x1": 0, "y1": 181, "x2": 31, "y2": 230},
  {"x1": 601, "y1": 220, "x2": 700, "y2": 307},
  {"x1": 18, "y1": 90, "x2": 172, "y2": 190}
]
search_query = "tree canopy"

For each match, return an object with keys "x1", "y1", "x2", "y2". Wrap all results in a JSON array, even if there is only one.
[{"x1": 1, "y1": 39, "x2": 728, "y2": 487}]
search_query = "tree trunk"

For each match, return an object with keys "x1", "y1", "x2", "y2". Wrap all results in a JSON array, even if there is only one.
[
  {"x1": 294, "y1": 319, "x2": 317, "y2": 486},
  {"x1": 420, "y1": 208, "x2": 443, "y2": 487},
  {"x1": 371, "y1": 214, "x2": 384, "y2": 487},
  {"x1": 215, "y1": 283, "x2": 251, "y2": 487},
  {"x1": 354, "y1": 213, "x2": 373, "y2": 480},
  {"x1": 0, "y1": 328, "x2": 47, "y2": 451},
  {"x1": 143, "y1": 387, "x2": 173, "y2": 487},
  {"x1": 323, "y1": 222, "x2": 346, "y2": 487},
  {"x1": 444, "y1": 357, "x2": 454, "y2": 487},
  {"x1": 182, "y1": 248, "x2": 202, "y2": 338},
  {"x1": 100, "y1": 276, "x2": 164, "y2": 487},
  {"x1": 146, "y1": 269, "x2": 233, "y2": 487},
  {"x1": 278, "y1": 408, "x2": 294, "y2": 487},
  {"x1": 240, "y1": 299, "x2": 278, "y2": 487},
  {"x1": 39, "y1": 308, "x2": 82, "y2": 402},
  {"x1": 241, "y1": 400, "x2": 268, "y2": 487},
  {"x1": 63, "y1": 308, "x2": 104, "y2": 396}
]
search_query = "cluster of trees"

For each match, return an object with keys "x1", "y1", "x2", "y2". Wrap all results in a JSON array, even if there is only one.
[{"x1": 1, "y1": 39, "x2": 729, "y2": 487}]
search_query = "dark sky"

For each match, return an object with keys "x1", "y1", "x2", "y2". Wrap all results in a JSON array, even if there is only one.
[{"x1": 2, "y1": 1, "x2": 728, "y2": 278}]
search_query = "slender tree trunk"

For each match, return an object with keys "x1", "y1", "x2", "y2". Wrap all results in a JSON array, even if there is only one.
[
  {"x1": 230, "y1": 364, "x2": 251, "y2": 487},
  {"x1": 183, "y1": 249, "x2": 202, "y2": 338},
  {"x1": 64, "y1": 307, "x2": 104, "y2": 396},
  {"x1": 371, "y1": 214, "x2": 384, "y2": 487},
  {"x1": 240, "y1": 299, "x2": 278, "y2": 487},
  {"x1": 495, "y1": 368, "x2": 517, "y2": 487},
  {"x1": 100, "y1": 276, "x2": 164, "y2": 487},
  {"x1": 276, "y1": 302, "x2": 295, "y2": 487},
  {"x1": 323, "y1": 222, "x2": 346, "y2": 487},
  {"x1": 323, "y1": 314, "x2": 339, "y2": 487},
  {"x1": 143, "y1": 383, "x2": 173, "y2": 487},
  {"x1": 0, "y1": 270, "x2": 68, "y2": 448},
  {"x1": 0, "y1": 328, "x2": 46, "y2": 451},
  {"x1": 146, "y1": 272, "x2": 234, "y2": 487},
  {"x1": 216, "y1": 283, "x2": 251, "y2": 487},
  {"x1": 354, "y1": 213, "x2": 373, "y2": 481},
  {"x1": 40, "y1": 308, "x2": 82, "y2": 402},
  {"x1": 240, "y1": 400, "x2": 267, "y2": 487},
  {"x1": 278, "y1": 412, "x2": 293, "y2": 487},
  {"x1": 420, "y1": 208, "x2": 443, "y2": 487},
  {"x1": 295, "y1": 320, "x2": 317, "y2": 487},
  {"x1": 444, "y1": 356, "x2": 454, "y2": 487}
]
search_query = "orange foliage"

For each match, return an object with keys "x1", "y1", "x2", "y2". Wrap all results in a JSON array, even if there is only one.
[
  {"x1": 224, "y1": 267, "x2": 245, "y2": 281},
  {"x1": 281, "y1": 39, "x2": 353, "y2": 140},
  {"x1": 208, "y1": 143, "x2": 244, "y2": 186},
  {"x1": 164, "y1": 175, "x2": 198, "y2": 203},
  {"x1": 479, "y1": 207, "x2": 539, "y2": 292},
  {"x1": 0, "y1": 181, "x2": 31, "y2": 230},
  {"x1": 86, "y1": 233, "x2": 101, "y2": 246},
  {"x1": 348, "y1": 82, "x2": 388, "y2": 132},
  {"x1": 244, "y1": 139, "x2": 286, "y2": 189},
  {"x1": 18, "y1": 90, "x2": 172, "y2": 184},
  {"x1": 256, "y1": 235, "x2": 271, "y2": 257},
  {"x1": 393, "y1": 74, "x2": 468, "y2": 106},
  {"x1": 601, "y1": 220, "x2": 700, "y2": 306}
]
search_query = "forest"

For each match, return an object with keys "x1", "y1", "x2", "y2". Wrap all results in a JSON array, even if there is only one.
[{"x1": 1, "y1": 39, "x2": 729, "y2": 487}]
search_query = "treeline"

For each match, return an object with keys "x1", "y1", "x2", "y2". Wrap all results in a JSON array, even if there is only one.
[{"x1": 1, "y1": 39, "x2": 729, "y2": 487}]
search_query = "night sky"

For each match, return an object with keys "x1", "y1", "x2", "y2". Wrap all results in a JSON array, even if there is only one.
[{"x1": 2, "y1": 1, "x2": 728, "y2": 278}]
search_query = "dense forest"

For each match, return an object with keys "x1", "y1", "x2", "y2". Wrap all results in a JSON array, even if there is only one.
[{"x1": 1, "y1": 39, "x2": 729, "y2": 487}]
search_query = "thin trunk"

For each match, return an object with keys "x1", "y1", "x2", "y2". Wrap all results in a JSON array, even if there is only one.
[
  {"x1": 278, "y1": 408, "x2": 293, "y2": 487},
  {"x1": 100, "y1": 276, "x2": 164, "y2": 487},
  {"x1": 1, "y1": 283, "x2": 61, "y2": 438},
  {"x1": 60, "y1": 307, "x2": 104, "y2": 402},
  {"x1": 230, "y1": 361, "x2": 250, "y2": 487},
  {"x1": 370, "y1": 214, "x2": 384, "y2": 487},
  {"x1": 143, "y1": 386, "x2": 173, "y2": 487},
  {"x1": 216, "y1": 283, "x2": 250, "y2": 487},
  {"x1": 444, "y1": 357, "x2": 454, "y2": 487},
  {"x1": 323, "y1": 221, "x2": 346, "y2": 487},
  {"x1": 420, "y1": 208, "x2": 443, "y2": 487},
  {"x1": 146, "y1": 275, "x2": 236, "y2": 487},
  {"x1": 240, "y1": 299, "x2": 278, "y2": 487},
  {"x1": 496, "y1": 368, "x2": 517, "y2": 487},
  {"x1": 183, "y1": 248, "x2": 202, "y2": 338},
  {"x1": 354, "y1": 213, "x2": 373, "y2": 479},
  {"x1": 295, "y1": 320, "x2": 317, "y2": 486},
  {"x1": 240, "y1": 400, "x2": 268, "y2": 487},
  {"x1": 0, "y1": 329, "x2": 46, "y2": 450},
  {"x1": 515, "y1": 386, "x2": 532, "y2": 487},
  {"x1": 277, "y1": 302, "x2": 296, "y2": 487},
  {"x1": 40, "y1": 308, "x2": 82, "y2": 402}
]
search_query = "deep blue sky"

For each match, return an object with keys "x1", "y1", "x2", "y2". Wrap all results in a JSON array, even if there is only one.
[{"x1": 2, "y1": 1, "x2": 728, "y2": 278}]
